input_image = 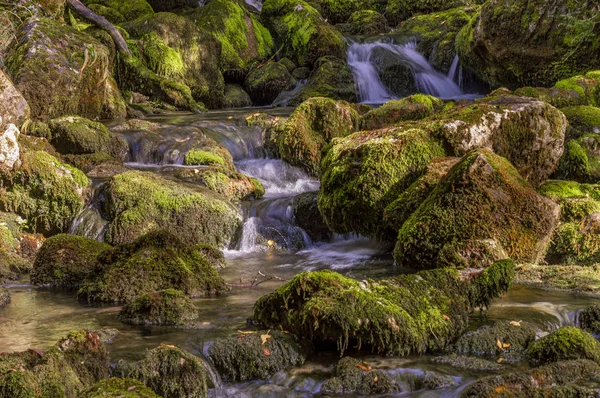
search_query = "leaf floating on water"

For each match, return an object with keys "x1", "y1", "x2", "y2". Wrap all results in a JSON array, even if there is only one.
[
  {"x1": 510, "y1": 320, "x2": 522, "y2": 327},
  {"x1": 263, "y1": 348, "x2": 271, "y2": 356},
  {"x1": 261, "y1": 330, "x2": 271, "y2": 345}
]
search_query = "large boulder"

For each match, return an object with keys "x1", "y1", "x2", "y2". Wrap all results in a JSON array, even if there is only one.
[
  {"x1": 457, "y1": 0, "x2": 600, "y2": 88},
  {"x1": 0, "y1": 150, "x2": 88, "y2": 234},
  {"x1": 526, "y1": 327, "x2": 600, "y2": 366},
  {"x1": 6, "y1": 18, "x2": 126, "y2": 120},
  {"x1": 0, "y1": 68, "x2": 30, "y2": 127},
  {"x1": 254, "y1": 260, "x2": 515, "y2": 356},
  {"x1": 78, "y1": 230, "x2": 228, "y2": 303},
  {"x1": 102, "y1": 170, "x2": 242, "y2": 246},
  {"x1": 269, "y1": 97, "x2": 360, "y2": 176},
  {"x1": 394, "y1": 149, "x2": 560, "y2": 268},
  {"x1": 262, "y1": 0, "x2": 346, "y2": 68},
  {"x1": 123, "y1": 12, "x2": 225, "y2": 108},
  {"x1": 293, "y1": 191, "x2": 331, "y2": 242}
]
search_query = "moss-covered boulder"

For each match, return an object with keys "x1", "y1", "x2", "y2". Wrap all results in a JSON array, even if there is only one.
[
  {"x1": 461, "y1": 359, "x2": 600, "y2": 397},
  {"x1": 395, "y1": 149, "x2": 560, "y2": 268},
  {"x1": 87, "y1": 0, "x2": 154, "y2": 21},
  {"x1": 0, "y1": 150, "x2": 88, "y2": 234},
  {"x1": 579, "y1": 304, "x2": 600, "y2": 335},
  {"x1": 262, "y1": 0, "x2": 346, "y2": 67},
  {"x1": 253, "y1": 260, "x2": 515, "y2": 355},
  {"x1": 452, "y1": 321, "x2": 538, "y2": 362},
  {"x1": 337, "y1": 10, "x2": 389, "y2": 36},
  {"x1": 515, "y1": 263, "x2": 600, "y2": 295},
  {"x1": 0, "y1": 287, "x2": 10, "y2": 307},
  {"x1": 386, "y1": 0, "x2": 472, "y2": 25},
  {"x1": 223, "y1": 84, "x2": 252, "y2": 108},
  {"x1": 79, "y1": 230, "x2": 227, "y2": 303},
  {"x1": 395, "y1": 6, "x2": 478, "y2": 73},
  {"x1": 116, "y1": 344, "x2": 208, "y2": 398},
  {"x1": 0, "y1": 329, "x2": 111, "y2": 397},
  {"x1": 31, "y1": 234, "x2": 110, "y2": 287},
  {"x1": 6, "y1": 18, "x2": 126, "y2": 120},
  {"x1": 539, "y1": 180, "x2": 600, "y2": 222},
  {"x1": 270, "y1": 97, "x2": 360, "y2": 175},
  {"x1": 123, "y1": 12, "x2": 224, "y2": 108},
  {"x1": 525, "y1": 326, "x2": 600, "y2": 366},
  {"x1": 321, "y1": 357, "x2": 396, "y2": 395},
  {"x1": 118, "y1": 289, "x2": 198, "y2": 325},
  {"x1": 562, "y1": 106, "x2": 600, "y2": 135},
  {"x1": 432, "y1": 354, "x2": 503, "y2": 372},
  {"x1": 244, "y1": 61, "x2": 294, "y2": 106},
  {"x1": 554, "y1": 73, "x2": 600, "y2": 107},
  {"x1": 178, "y1": 167, "x2": 264, "y2": 202},
  {"x1": 457, "y1": 0, "x2": 600, "y2": 89},
  {"x1": 287, "y1": 56, "x2": 357, "y2": 105},
  {"x1": 360, "y1": 94, "x2": 444, "y2": 130},
  {"x1": 293, "y1": 191, "x2": 331, "y2": 242},
  {"x1": 371, "y1": 45, "x2": 416, "y2": 98},
  {"x1": 188, "y1": 0, "x2": 274, "y2": 81},
  {"x1": 547, "y1": 215, "x2": 600, "y2": 266},
  {"x1": 209, "y1": 331, "x2": 311, "y2": 382},
  {"x1": 513, "y1": 86, "x2": 587, "y2": 109},
  {"x1": 0, "y1": 68, "x2": 30, "y2": 128},
  {"x1": 82, "y1": 377, "x2": 161, "y2": 398},
  {"x1": 102, "y1": 170, "x2": 241, "y2": 246}
]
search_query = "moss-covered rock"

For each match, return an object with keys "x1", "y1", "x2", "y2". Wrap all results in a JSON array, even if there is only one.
[
  {"x1": 287, "y1": 56, "x2": 357, "y2": 105},
  {"x1": 123, "y1": 12, "x2": 224, "y2": 108},
  {"x1": 79, "y1": 230, "x2": 227, "y2": 303},
  {"x1": 0, "y1": 68, "x2": 30, "y2": 128},
  {"x1": 432, "y1": 354, "x2": 503, "y2": 371},
  {"x1": 337, "y1": 10, "x2": 389, "y2": 36},
  {"x1": 188, "y1": 0, "x2": 274, "y2": 81},
  {"x1": 562, "y1": 106, "x2": 600, "y2": 135},
  {"x1": 579, "y1": 304, "x2": 600, "y2": 335},
  {"x1": 546, "y1": 216, "x2": 600, "y2": 266},
  {"x1": 386, "y1": 0, "x2": 472, "y2": 26},
  {"x1": 0, "y1": 150, "x2": 88, "y2": 234},
  {"x1": 461, "y1": 359, "x2": 600, "y2": 397},
  {"x1": 82, "y1": 377, "x2": 161, "y2": 398},
  {"x1": 360, "y1": 94, "x2": 444, "y2": 130},
  {"x1": 178, "y1": 167, "x2": 264, "y2": 202},
  {"x1": 102, "y1": 170, "x2": 241, "y2": 246},
  {"x1": 118, "y1": 289, "x2": 198, "y2": 325},
  {"x1": 48, "y1": 116, "x2": 128, "y2": 159},
  {"x1": 31, "y1": 234, "x2": 110, "y2": 287},
  {"x1": 292, "y1": 191, "x2": 331, "y2": 242},
  {"x1": 525, "y1": 326, "x2": 600, "y2": 366},
  {"x1": 244, "y1": 61, "x2": 294, "y2": 106},
  {"x1": 395, "y1": 6, "x2": 478, "y2": 73},
  {"x1": 116, "y1": 344, "x2": 208, "y2": 398},
  {"x1": 513, "y1": 86, "x2": 587, "y2": 109},
  {"x1": 0, "y1": 287, "x2": 10, "y2": 307},
  {"x1": 321, "y1": 357, "x2": 396, "y2": 395},
  {"x1": 515, "y1": 263, "x2": 600, "y2": 295},
  {"x1": 395, "y1": 149, "x2": 560, "y2": 268},
  {"x1": 87, "y1": 0, "x2": 154, "y2": 21},
  {"x1": 457, "y1": 0, "x2": 600, "y2": 89},
  {"x1": 555, "y1": 73, "x2": 600, "y2": 107},
  {"x1": 223, "y1": 84, "x2": 252, "y2": 108},
  {"x1": 253, "y1": 260, "x2": 515, "y2": 355},
  {"x1": 6, "y1": 18, "x2": 126, "y2": 120},
  {"x1": 452, "y1": 321, "x2": 538, "y2": 362},
  {"x1": 209, "y1": 331, "x2": 311, "y2": 382},
  {"x1": 262, "y1": 0, "x2": 346, "y2": 67},
  {"x1": 371, "y1": 45, "x2": 416, "y2": 98},
  {"x1": 269, "y1": 97, "x2": 360, "y2": 175}
]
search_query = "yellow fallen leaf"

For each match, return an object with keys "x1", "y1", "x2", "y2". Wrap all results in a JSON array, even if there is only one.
[
  {"x1": 355, "y1": 363, "x2": 371, "y2": 372},
  {"x1": 261, "y1": 331, "x2": 271, "y2": 345},
  {"x1": 496, "y1": 339, "x2": 503, "y2": 350},
  {"x1": 510, "y1": 320, "x2": 522, "y2": 327},
  {"x1": 503, "y1": 343, "x2": 511, "y2": 348},
  {"x1": 373, "y1": 376, "x2": 378, "y2": 383},
  {"x1": 237, "y1": 330, "x2": 256, "y2": 335},
  {"x1": 497, "y1": 357, "x2": 504, "y2": 363},
  {"x1": 279, "y1": 325, "x2": 289, "y2": 333}
]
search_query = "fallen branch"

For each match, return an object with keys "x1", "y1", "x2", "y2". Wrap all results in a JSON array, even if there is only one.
[
  {"x1": 227, "y1": 271, "x2": 286, "y2": 288},
  {"x1": 66, "y1": 0, "x2": 130, "y2": 55}
]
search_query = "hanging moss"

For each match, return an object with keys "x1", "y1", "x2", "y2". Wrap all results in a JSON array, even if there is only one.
[
  {"x1": 137, "y1": 32, "x2": 185, "y2": 79},
  {"x1": 82, "y1": 378, "x2": 160, "y2": 398},
  {"x1": 526, "y1": 327, "x2": 600, "y2": 366},
  {"x1": 253, "y1": 260, "x2": 514, "y2": 356},
  {"x1": 118, "y1": 289, "x2": 198, "y2": 326}
]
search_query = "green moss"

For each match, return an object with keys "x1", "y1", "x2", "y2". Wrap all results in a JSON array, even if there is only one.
[
  {"x1": 79, "y1": 230, "x2": 228, "y2": 303},
  {"x1": 208, "y1": 331, "x2": 311, "y2": 382},
  {"x1": 321, "y1": 357, "x2": 396, "y2": 395},
  {"x1": 526, "y1": 327, "x2": 600, "y2": 365},
  {"x1": 561, "y1": 106, "x2": 600, "y2": 134},
  {"x1": 386, "y1": 0, "x2": 471, "y2": 25},
  {"x1": 394, "y1": 149, "x2": 560, "y2": 268},
  {"x1": 360, "y1": 94, "x2": 444, "y2": 130},
  {"x1": 514, "y1": 86, "x2": 586, "y2": 108},
  {"x1": 555, "y1": 75, "x2": 600, "y2": 107},
  {"x1": 554, "y1": 140, "x2": 593, "y2": 182},
  {"x1": 63, "y1": 153, "x2": 116, "y2": 174},
  {"x1": 178, "y1": 167, "x2": 264, "y2": 202},
  {"x1": 103, "y1": 170, "x2": 241, "y2": 246},
  {"x1": 244, "y1": 61, "x2": 293, "y2": 106},
  {"x1": 515, "y1": 263, "x2": 600, "y2": 295},
  {"x1": 270, "y1": 97, "x2": 360, "y2": 176},
  {"x1": 337, "y1": 10, "x2": 389, "y2": 36},
  {"x1": 0, "y1": 287, "x2": 10, "y2": 307},
  {"x1": 0, "y1": 151, "x2": 88, "y2": 234},
  {"x1": 87, "y1": 0, "x2": 153, "y2": 21},
  {"x1": 118, "y1": 289, "x2": 198, "y2": 325},
  {"x1": 292, "y1": 191, "x2": 331, "y2": 242},
  {"x1": 137, "y1": 32, "x2": 185, "y2": 79},
  {"x1": 82, "y1": 378, "x2": 160, "y2": 398},
  {"x1": 116, "y1": 344, "x2": 207, "y2": 398},
  {"x1": 578, "y1": 304, "x2": 600, "y2": 334},
  {"x1": 253, "y1": 260, "x2": 514, "y2": 356},
  {"x1": 223, "y1": 84, "x2": 252, "y2": 108},
  {"x1": 31, "y1": 234, "x2": 110, "y2": 287},
  {"x1": 432, "y1": 354, "x2": 503, "y2": 371},
  {"x1": 183, "y1": 150, "x2": 226, "y2": 166},
  {"x1": 87, "y1": 4, "x2": 125, "y2": 24}
]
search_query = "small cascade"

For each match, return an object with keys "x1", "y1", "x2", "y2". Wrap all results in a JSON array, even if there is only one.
[
  {"x1": 347, "y1": 38, "x2": 479, "y2": 103},
  {"x1": 272, "y1": 79, "x2": 307, "y2": 107},
  {"x1": 69, "y1": 205, "x2": 108, "y2": 241}
]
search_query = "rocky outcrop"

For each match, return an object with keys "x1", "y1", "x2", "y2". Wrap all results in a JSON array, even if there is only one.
[{"x1": 0, "y1": 122, "x2": 21, "y2": 171}]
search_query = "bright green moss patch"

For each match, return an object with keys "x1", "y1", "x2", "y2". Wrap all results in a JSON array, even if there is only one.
[
  {"x1": 118, "y1": 289, "x2": 198, "y2": 325},
  {"x1": 386, "y1": 0, "x2": 471, "y2": 25},
  {"x1": 361, "y1": 94, "x2": 444, "y2": 130},
  {"x1": 137, "y1": 32, "x2": 185, "y2": 79},
  {"x1": 183, "y1": 150, "x2": 226, "y2": 166},
  {"x1": 526, "y1": 326, "x2": 600, "y2": 365},
  {"x1": 178, "y1": 167, "x2": 265, "y2": 201},
  {"x1": 87, "y1": 0, "x2": 154, "y2": 21},
  {"x1": 561, "y1": 106, "x2": 600, "y2": 133}
]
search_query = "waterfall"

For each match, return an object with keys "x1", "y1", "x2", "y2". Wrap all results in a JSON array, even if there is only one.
[
  {"x1": 347, "y1": 38, "x2": 478, "y2": 103},
  {"x1": 448, "y1": 54, "x2": 464, "y2": 89}
]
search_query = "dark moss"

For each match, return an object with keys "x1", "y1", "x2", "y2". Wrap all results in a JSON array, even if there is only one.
[
  {"x1": 244, "y1": 62, "x2": 294, "y2": 106},
  {"x1": 321, "y1": 357, "x2": 396, "y2": 395},
  {"x1": 360, "y1": 94, "x2": 444, "y2": 131},
  {"x1": 63, "y1": 153, "x2": 118, "y2": 174},
  {"x1": 526, "y1": 326, "x2": 600, "y2": 366},
  {"x1": 432, "y1": 354, "x2": 503, "y2": 371},
  {"x1": 293, "y1": 191, "x2": 331, "y2": 242},
  {"x1": 87, "y1": 0, "x2": 153, "y2": 21},
  {"x1": 81, "y1": 377, "x2": 160, "y2": 398},
  {"x1": 514, "y1": 86, "x2": 586, "y2": 109},
  {"x1": 0, "y1": 287, "x2": 10, "y2": 307},
  {"x1": 118, "y1": 289, "x2": 198, "y2": 325},
  {"x1": 337, "y1": 10, "x2": 389, "y2": 36},
  {"x1": 116, "y1": 344, "x2": 207, "y2": 398},
  {"x1": 515, "y1": 263, "x2": 600, "y2": 295},
  {"x1": 579, "y1": 304, "x2": 600, "y2": 335},
  {"x1": 223, "y1": 84, "x2": 252, "y2": 108},
  {"x1": 31, "y1": 234, "x2": 110, "y2": 287},
  {"x1": 253, "y1": 260, "x2": 514, "y2": 356},
  {"x1": 386, "y1": 0, "x2": 471, "y2": 26},
  {"x1": 208, "y1": 331, "x2": 312, "y2": 382}
]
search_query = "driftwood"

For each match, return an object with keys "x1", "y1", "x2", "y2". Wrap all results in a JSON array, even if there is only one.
[
  {"x1": 65, "y1": 0, "x2": 130, "y2": 54},
  {"x1": 228, "y1": 271, "x2": 286, "y2": 288}
]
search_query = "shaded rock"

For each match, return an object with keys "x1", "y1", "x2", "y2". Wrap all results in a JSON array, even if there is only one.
[
  {"x1": 579, "y1": 304, "x2": 600, "y2": 335},
  {"x1": 223, "y1": 84, "x2": 252, "y2": 108},
  {"x1": 102, "y1": 170, "x2": 241, "y2": 246},
  {"x1": 244, "y1": 62, "x2": 293, "y2": 106},
  {"x1": 253, "y1": 260, "x2": 515, "y2": 356},
  {"x1": 209, "y1": 331, "x2": 311, "y2": 382},
  {"x1": 360, "y1": 94, "x2": 443, "y2": 130},
  {"x1": 321, "y1": 357, "x2": 396, "y2": 395},
  {"x1": 514, "y1": 86, "x2": 587, "y2": 108},
  {"x1": 293, "y1": 191, "x2": 331, "y2": 242},
  {"x1": 0, "y1": 68, "x2": 29, "y2": 127},
  {"x1": 371, "y1": 45, "x2": 416, "y2": 98},
  {"x1": 87, "y1": 0, "x2": 154, "y2": 21},
  {"x1": 78, "y1": 230, "x2": 228, "y2": 303},
  {"x1": 526, "y1": 326, "x2": 600, "y2": 366},
  {"x1": 118, "y1": 289, "x2": 198, "y2": 326},
  {"x1": 336, "y1": 10, "x2": 389, "y2": 36},
  {"x1": 6, "y1": 18, "x2": 126, "y2": 120},
  {"x1": 31, "y1": 234, "x2": 110, "y2": 287},
  {"x1": 432, "y1": 354, "x2": 503, "y2": 372},
  {"x1": 82, "y1": 377, "x2": 161, "y2": 398}
]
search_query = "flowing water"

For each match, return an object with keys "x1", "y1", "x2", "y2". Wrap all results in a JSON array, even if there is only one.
[
  {"x1": 2, "y1": 108, "x2": 600, "y2": 396},
  {"x1": 347, "y1": 38, "x2": 480, "y2": 104}
]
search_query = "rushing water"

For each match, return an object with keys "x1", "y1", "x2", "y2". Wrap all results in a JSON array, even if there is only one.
[
  {"x1": 3, "y1": 108, "x2": 600, "y2": 396},
  {"x1": 347, "y1": 38, "x2": 479, "y2": 104}
]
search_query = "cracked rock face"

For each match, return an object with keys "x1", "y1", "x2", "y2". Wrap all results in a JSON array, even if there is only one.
[
  {"x1": 0, "y1": 69, "x2": 30, "y2": 128},
  {"x1": 0, "y1": 121, "x2": 21, "y2": 171}
]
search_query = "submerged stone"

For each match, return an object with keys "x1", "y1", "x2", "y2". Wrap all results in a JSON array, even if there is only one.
[
  {"x1": 432, "y1": 354, "x2": 503, "y2": 371},
  {"x1": 118, "y1": 289, "x2": 199, "y2": 326},
  {"x1": 321, "y1": 357, "x2": 396, "y2": 395}
]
